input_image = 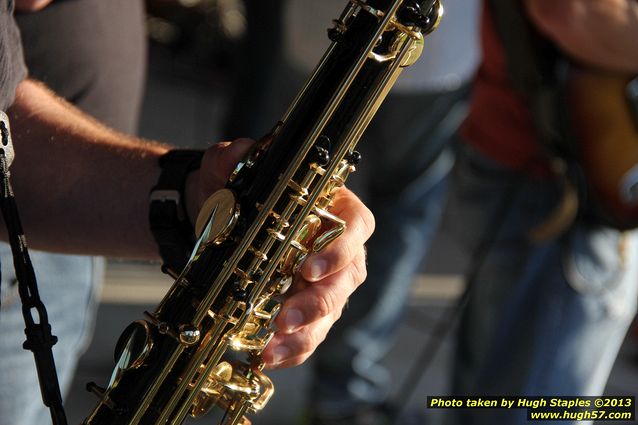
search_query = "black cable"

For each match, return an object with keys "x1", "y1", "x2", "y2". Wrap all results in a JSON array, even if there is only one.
[{"x1": 0, "y1": 124, "x2": 68, "y2": 425}]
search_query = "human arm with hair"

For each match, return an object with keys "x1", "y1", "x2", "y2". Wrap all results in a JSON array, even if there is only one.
[
  {"x1": 6, "y1": 78, "x2": 374, "y2": 368},
  {"x1": 14, "y1": 0, "x2": 53, "y2": 12},
  {"x1": 524, "y1": 0, "x2": 638, "y2": 73}
]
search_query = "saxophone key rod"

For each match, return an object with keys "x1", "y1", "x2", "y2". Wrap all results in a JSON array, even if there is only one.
[{"x1": 82, "y1": 1, "x2": 444, "y2": 425}]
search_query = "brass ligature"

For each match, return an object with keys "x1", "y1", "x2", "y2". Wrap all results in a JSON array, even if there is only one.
[{"x1": 82, "y1": 1, "x2": 443, "y2": 424}]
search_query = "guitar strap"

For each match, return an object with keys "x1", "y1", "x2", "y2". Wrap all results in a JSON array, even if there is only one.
[
  {"x1": 489, "y1": 0, "x2": 563, "y2": 151},
  {"x1": 0, "y1": 112, "x2": 68, "y2": 425},
  {"x1": 629, "y1": 78, "x2": 638, "y2": 127},
  {"x1": 489, "y1": 0, "x2": 588, "y2": 240}
]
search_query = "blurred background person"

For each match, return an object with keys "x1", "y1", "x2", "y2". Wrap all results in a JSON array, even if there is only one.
[{"x1": 443, "y1": 0, "x2": 638, "y2": 423}]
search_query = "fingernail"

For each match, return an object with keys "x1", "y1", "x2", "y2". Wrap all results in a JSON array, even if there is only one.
[
  {"x1": 272, "y1": 345, "x2": 290, "y2": 365},
  {"x1": 285, "y1": 309, "x2": 304, "y2": 332},
  {"x1": 308, "y1": 257, "x2": 327, "y2": 281}
]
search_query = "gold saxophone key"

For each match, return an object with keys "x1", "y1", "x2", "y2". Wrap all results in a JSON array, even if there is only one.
[
  {"x1": 195, "y1": 188, "x2": 240, "y2": 246},
  {"x1": 81, "y1": 1, "x2": 445, "y2": 423}
]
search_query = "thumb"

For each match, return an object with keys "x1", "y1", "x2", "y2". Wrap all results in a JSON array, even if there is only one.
[
  {"x1": 185, "y1": 138, "x2": 255, "y2": 225},
  {"x1": 202, "y1": 138, "x2": 256, "y2": 185}
]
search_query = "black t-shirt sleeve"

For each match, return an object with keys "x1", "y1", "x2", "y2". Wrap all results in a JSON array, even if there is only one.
[{"x1": 0, "y1": 0, "x2": 27, "y2": 111}]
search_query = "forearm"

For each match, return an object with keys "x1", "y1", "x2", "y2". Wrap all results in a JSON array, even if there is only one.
[
  {"x1": 6, "y1": 79, "x2": 169, "y2": 258},
  {"x1": 524, "y1": 0, "x2": 638, "y2": 74},
  {"x1": 3, "y1": 80, "x2": 376, "y2": 371},
  {"x1": 15, "y1": 0, "x2": 54, "y2": 12}
]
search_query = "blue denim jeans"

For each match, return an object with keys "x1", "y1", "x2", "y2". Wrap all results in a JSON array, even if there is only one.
[
  {"x1": 0, "y1": 246, "x2": 104, "y2": 425},
  {"x1": 309, "y1": 89, "x2": 468, "y2": 417},
  {"x1": 442, "y1": 144, "x2": 638, "y2": 425}
]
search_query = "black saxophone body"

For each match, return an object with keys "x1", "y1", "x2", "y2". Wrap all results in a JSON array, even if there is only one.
[{"x1": 83, "y1": 1, "x2": 442, "y2": 424}]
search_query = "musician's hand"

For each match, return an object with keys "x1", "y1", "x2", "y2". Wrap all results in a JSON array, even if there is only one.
[
  {"x1": 15, "y1": 0, "x2": 54, "y2": 11},
  {"x1": 524, "y1": 0, "x2": 638, "y2": 73},
  {"x1": 263, "y1": 188, "x2": 374, "y2": 369},
  {"x1": 184, "y1": 139, "x2": 375, "y2": 368},
  {"x1": 184, "y1": 138, "x2": 254, "y2": 226}
]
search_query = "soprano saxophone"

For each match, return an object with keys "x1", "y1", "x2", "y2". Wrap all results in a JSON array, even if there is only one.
[{"x1": 83, "y1": 1, "x2": 442, "y2": 424}]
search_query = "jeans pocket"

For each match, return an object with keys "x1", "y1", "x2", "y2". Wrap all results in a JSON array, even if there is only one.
[
  {"x1": 560, "y1": 223, "x2": 638, "y2": 322},
  {"x1": 562, "y1": 224, "x2": 625, "y2": 296}
]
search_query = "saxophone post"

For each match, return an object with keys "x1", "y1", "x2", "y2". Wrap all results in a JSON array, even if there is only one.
[{"x1": 82, "y1": 1, "x2": 443, "y2": 424}]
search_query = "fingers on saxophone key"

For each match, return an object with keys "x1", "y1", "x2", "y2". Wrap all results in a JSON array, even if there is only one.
[
  {"x1": 300, "y1": 188, "x2": 375, "y2": 282},
  {"x1": 264, "y1": 189, "x2": 372, "y2": 369},
  {"x1": 263, "y1": 318, "x2": 333, "y2": 369},
  {"x1": 277, "y1": 251, "x2": 366, "y2": 334}
]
